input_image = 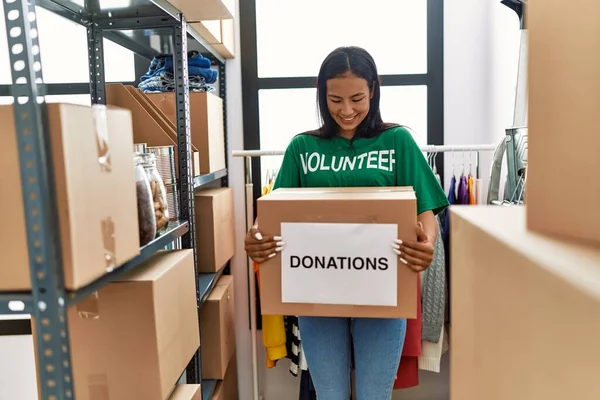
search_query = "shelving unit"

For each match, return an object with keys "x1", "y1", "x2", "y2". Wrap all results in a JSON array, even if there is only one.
[{"x1": 0, "y1": 0, "x2": 230, "y2": 399}]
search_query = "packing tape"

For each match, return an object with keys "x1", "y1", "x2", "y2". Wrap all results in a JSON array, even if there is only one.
[
  {"x1": 101, "y1": 217, "x2": 117, "y2": 272},
  {"x1": 92, "y1": 105, "x2": 112, "y2": 173},
  {"x1": 88, "y1": 372, "x2": 109, "y2": 400},
  {"x1": 76, "y1": 291, "x2": 100, "y2": 320}
]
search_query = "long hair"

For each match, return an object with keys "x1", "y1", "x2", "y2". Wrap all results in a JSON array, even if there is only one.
[{"x1": 306, "y1": 46, "x2": 399, "y2": 139}]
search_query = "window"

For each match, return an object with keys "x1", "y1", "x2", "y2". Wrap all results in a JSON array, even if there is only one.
[
  {"x1": 0, "y1": 4, "x2": 134, "y2": 85},
  {"x1": 257, "y1": 86, "x2": 428, "y2": 184},
  {"x1": 255, "y1": 0, "x2": 427, "y2": 78},
  {"x1": 242, "y1": 0, "x2": 443, "y2": 206}
]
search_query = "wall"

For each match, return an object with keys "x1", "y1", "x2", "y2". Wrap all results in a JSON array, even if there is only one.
[{"x1": 229, "y1": 1, "x2": 522, "y2": 399}]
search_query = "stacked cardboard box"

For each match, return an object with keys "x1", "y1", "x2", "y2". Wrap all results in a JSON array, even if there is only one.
[
  {"x1": 195, "y1": 187, "x2": 236, "y2": 273},
  {"x1": 0, "y1": 103, "x2": 140, "y2": 290},
  {"x1": 33, "y1": 250, "x2": 201, "y2": 400},
  {"x1": 450, "y1": 2, "x2": 600, "y2": 399},
  {"x1": 525, "y1": 0, "x2": 600, "y2": 246},
  {"x1": 106, "y1": 83, "x2": 226, "y2": 177},
  {"x1": 200, "y1": 275, "x2": 238, "y2": 399}
]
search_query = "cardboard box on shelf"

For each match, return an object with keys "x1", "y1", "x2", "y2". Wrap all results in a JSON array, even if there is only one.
[
  {"x1": 526, "y1": 0, "x2": 600, "y2": 246},
  {"x1": 169, "y1": 384, "x2": 201, "y2": 400},
  {"x1": 106, "y1": 83, "x2": 204, "y2": 176},
  {"x1": 450, "y1": 206, "x2": 600, "y2": 400},
  {"x1": 146, "y1": 91, "x2": 226, "y2": 174},
  {"x1": 191, "y1": 20, "x2": 235, "y2": 59},
  {"x1": 0, "y1": 103, "x2": 140, "y2": 291},
  {"x1": 169, "y1": 0, "x2": 234, "y2": 21},
  {"x1": 211, "y1": 354, "x2": 238, "y2": 400},
  {"x1": 257, "y1": 187, "x2": 418, "y2": 319},
  {"x1": 222, "y1": 351, "x2": 239, "y2": 400},
  {"x1": 195, "y1": 188, "x2": 235, "y2": 273},
  {"x1": 66, "y1": 249, "x2": 200, "y2": 400},
  {"x1": 201, "y1": 275, "x2": 235, "y2": 380}
]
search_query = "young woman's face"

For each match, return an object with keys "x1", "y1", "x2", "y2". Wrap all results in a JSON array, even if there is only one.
[{"x1": 326, "y1": 73, "x2": 372, "y2": 138}]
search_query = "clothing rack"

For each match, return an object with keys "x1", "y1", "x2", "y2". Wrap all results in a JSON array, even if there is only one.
[{"x1": 231, "y1": 143, "x2": 496, "y2": 400}]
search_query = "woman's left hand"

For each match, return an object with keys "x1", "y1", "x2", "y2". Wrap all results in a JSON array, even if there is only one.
[{"x1": 392, "y1": 221, "x2": 434, "y2": 273}]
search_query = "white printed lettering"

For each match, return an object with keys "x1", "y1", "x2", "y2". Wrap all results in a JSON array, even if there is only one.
[
  {"x1": 367, "y1": 151, "x2": 378, "y2": 169},
  {"x1": 331, "y1": 156, "x2": 343, "y2": 172},
  {"x1": 299, "y1": 150, "x2": 397, "y2": 174},
  {"x1": 300, "y1": 153, "x2": 309, "y2": 174},
  {"x1": 357, "y1": 153, "x2": 368, "y2": 169},
  {"x1": 343, "y1": 156, "x2": 356, "y2": 171},
  {"x1": 308, "y1": 153, "x2": 320, "y2": 172},
  {"x1": 319, "y1": 154, "x2": 330, "y2": 170},
  {"x1": 378, "y1": 150, "x2": 388, "y2": 171}
]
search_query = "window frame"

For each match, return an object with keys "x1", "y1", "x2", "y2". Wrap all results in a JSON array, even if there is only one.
[{"x1": 240, "y1": 0, "x2": 445, "y2": 213}]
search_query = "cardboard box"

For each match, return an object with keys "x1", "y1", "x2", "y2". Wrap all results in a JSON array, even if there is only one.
[
  {"x1": 107, "y1": 84, "x2": 205, "y2": 176},
  {"x1": 195, "y1": 188, "x2": 235, "y2": 273},
  {"x1": 0, "y1": 103, "x2": 140, "y2": 291},
  {"x1": 526, "y1": 0, "x2": 600, "y2": 246},
  {"x1": 257, "y1": 187, "x2": 418, "y2": 318},
  {"x1": 191, "y1": 20, "x2": 235, "y2": 59},
  {"x1": 169, "y1": 0, "x2": 233, "y2": 20},
  {"x1": 146, "y1": 92, "x2": 226, "y2": 174},
  {"x1": 170, "y1": 384, "x2": 201, "y2": 400},
  {"x1": 68, "y1": 250, "x2": 200, "y2": 400},
  {"x1": 201, "y1": 275, "x2": 235, "y2": 380},
  {"x1": 212, "y1": 353, "x2": 238, "y2": 400},
  {"x1": 451, "y1": 206, "x2": 600, "y2": 400}
]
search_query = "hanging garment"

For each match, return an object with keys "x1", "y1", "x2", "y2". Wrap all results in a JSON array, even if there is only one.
[
  {"x1": 457, "y1": 174, "x2": 469, "y2": 205},
  {"x1": 419, "y1": 326, "x2": 447, "y2": 373},
  {"x1": 285, "y1": 316, "x2": 302, "y2": 376},
  {"x1": 298, "y1": 369, "x2": 317, "y2": 400},
  {"x1": 394, "y1": 276, "x2": 422, "y2": 390},
  {"x1": 468, "y1": 175, "x2": 475, "y2": 205},
  {"x1": 254, "y1": 261, "x2": 287, "y2": 368},
  {"x1": 442, "y1": 177, "x2": 457, "y2": 325},
  {"x1": 475, "y1": 178, "x2": 483, "y2": 205},
  {"x1": 421, "y1": 217, "x2": 446, "y2": 343}
]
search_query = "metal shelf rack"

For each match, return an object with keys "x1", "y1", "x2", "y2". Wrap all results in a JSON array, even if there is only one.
[{"x1": 0, "y1": 0, "x2": 229, "y2": 398}]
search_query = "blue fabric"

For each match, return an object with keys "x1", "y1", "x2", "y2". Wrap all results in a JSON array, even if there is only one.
[
  {"x1": 298, "y1": 316, "x2": 407, "y2": 400},
  {"x1": 138, "y1": 50, "x2": 218, "y2": 90}
]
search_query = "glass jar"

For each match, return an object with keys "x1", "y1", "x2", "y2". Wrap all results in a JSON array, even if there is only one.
[
  {"x1": 141, "y1": 152, "x2": 170, "y2": 235},
  {"x1": 134, "y1": 154, "x2": 156, "y2": 246}
]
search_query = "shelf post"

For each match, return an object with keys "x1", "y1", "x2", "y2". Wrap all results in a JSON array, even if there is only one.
[
  {"x1": 87, "y1": 20, "x2": 107, "y2": 105},
  {"x1": 2, "y1": 0, "x2": 74, "y2": 399},
  {"x1": 172, "y1": 14, "x2": 202, "y2": 386}
]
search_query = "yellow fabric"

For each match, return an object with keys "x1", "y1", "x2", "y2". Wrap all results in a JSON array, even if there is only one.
[
  {"x1": 254, "y1": 261, "x2": 287, "y2": 368},
  {"x1": 468, "y1": 175, "x2": 475, "y2": 205}
]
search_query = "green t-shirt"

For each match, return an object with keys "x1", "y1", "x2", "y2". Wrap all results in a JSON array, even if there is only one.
[{"x1": 272, "y1": 126, "x2": 449, "y2": 215}]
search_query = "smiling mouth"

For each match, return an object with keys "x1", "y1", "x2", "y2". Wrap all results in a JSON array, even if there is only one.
[{"x1": 340, "y1": 115, "x2": 357, "y2": 122}]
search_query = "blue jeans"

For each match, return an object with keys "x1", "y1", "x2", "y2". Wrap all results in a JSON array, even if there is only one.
[{"x1": 298, "y1": 316, "x2": 407, "y2": 400}]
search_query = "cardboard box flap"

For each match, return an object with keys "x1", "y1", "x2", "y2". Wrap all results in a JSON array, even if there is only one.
[
  {"x1": 452, "y1": 207, "x2": 600, "y2": 294},
  {"x1": 169, "y1": 384, "x2": 201, "y2": 400},
  {"x1": 106, "y1": 83, "x2": 176, "y2": 147},
  {"x1": 207, "y1": 275, "x2": 232, "y2": 301},
  {"x1": 260, "y1": 187, "x2": 416, "y2": 201},
  {"x1": 115, "y1": 250, "x2": 191, "y2": 282}
]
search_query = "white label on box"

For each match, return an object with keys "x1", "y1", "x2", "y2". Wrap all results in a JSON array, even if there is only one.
[{"x1": 280, "y1": 222, "x2": 398, "y2": 306}]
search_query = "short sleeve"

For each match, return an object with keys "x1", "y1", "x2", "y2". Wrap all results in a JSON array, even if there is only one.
[
  {"x1": 395, "y1": 129, "x2": 449, "y2": 215},
  {"x1": 272, "y1": 137, "x2": 302, "y2": 190}
]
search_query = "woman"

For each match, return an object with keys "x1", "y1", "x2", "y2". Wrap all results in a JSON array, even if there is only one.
[{"x1": 245, "y1": 46, "x2": 449, "y2": 399}]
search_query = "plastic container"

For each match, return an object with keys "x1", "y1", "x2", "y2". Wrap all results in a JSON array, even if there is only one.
[
  {"x1": 147, "y1": 145, "x2": 179, "y2": 221},
  {"x1": 134, "y1": 154, "x2": 156, "y2": 246},
  {"x1": 141, "y1": 152, "x2": 170, "y2": 234}
]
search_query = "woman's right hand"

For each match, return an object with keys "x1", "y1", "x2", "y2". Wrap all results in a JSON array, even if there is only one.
[{"x1": 244, "y1": 225, "x2": 285, "y2": 264}]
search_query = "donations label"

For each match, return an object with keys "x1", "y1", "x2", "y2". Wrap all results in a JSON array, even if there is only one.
[{"x1": 280, "y1": 222, "x2": 398, "y2": 306}]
